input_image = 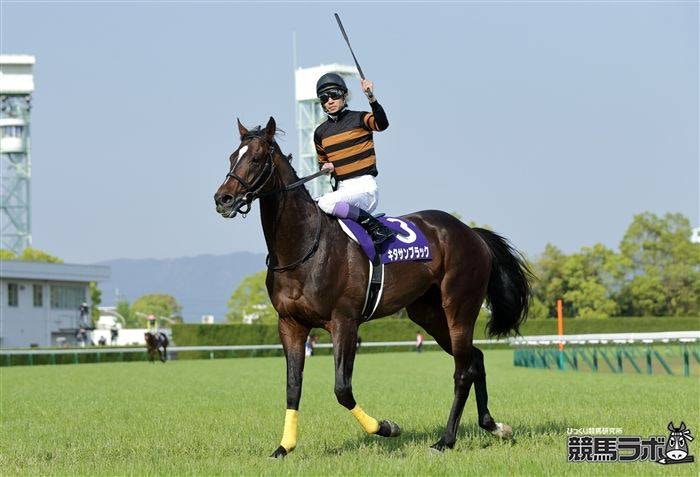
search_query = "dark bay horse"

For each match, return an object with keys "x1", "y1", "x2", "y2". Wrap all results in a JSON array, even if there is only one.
[
  {"x1": 214, "y1": 117, "x2": 532, "y2": 458},
  {"x1": 145, "y1": 331, "x2": 169, "y2": 363}
]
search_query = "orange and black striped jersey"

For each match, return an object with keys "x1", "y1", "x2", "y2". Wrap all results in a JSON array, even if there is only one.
[{"x1": 314, "y1": 101, "x2": 389, "y2": 181}]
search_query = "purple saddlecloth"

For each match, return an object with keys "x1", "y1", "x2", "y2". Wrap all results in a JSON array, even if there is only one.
[{"x1": 339, "y1": 217, "x2": 432, "y2": 264}]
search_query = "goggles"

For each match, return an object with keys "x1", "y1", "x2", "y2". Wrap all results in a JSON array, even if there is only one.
[{"x1": 318, "y1": 89, "x2": 345, "y2": 104}]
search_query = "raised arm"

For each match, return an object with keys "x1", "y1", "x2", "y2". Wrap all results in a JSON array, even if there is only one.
[{"x1": 360, "y1": 79, "x2": 389, "y2": 132}]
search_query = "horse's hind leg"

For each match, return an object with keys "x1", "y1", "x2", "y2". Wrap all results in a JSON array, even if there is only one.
[
  {"x1": 406, "y1": 285, "x2": 452, "y2": 354},
  {"x1": 473, "y1": 347, "x2": 513, "y2": 439},
  {"x1": 431, "y1": 341, "x2": 477, "y2": 451},
  {"x1": 430, "y1": 275, "x2": 486, "y2": 451}
]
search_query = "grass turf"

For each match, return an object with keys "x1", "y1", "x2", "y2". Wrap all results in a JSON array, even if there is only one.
[{"x1": 1, "y1": 350, "x2": 698, "y2": 476}]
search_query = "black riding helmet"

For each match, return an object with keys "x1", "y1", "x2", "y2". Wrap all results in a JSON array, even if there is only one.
[{"x1": 316, "y1": 73, "x2": 348, "y2": 95}]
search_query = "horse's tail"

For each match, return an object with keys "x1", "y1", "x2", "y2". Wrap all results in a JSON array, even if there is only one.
[{"x1": 473, "y1": 228, "x2": 533, "y2": 338}]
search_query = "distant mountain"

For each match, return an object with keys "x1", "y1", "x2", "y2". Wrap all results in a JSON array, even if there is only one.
[{"x1": 95, "y1": 252, "x2": 266, "y2": 323}]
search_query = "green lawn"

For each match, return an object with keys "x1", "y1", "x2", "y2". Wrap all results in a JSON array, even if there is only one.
[{"x1": 1, "y1": 350, "x2": 698, "y2": 476}]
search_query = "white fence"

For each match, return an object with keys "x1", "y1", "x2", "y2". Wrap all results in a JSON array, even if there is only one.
[{"x1": 1, "y1": 332, "x2": 697, "y2": 359}]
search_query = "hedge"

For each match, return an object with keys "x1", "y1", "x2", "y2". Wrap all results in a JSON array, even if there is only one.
[{"x1": 172, "y1": 316, "x2": 700, "y2": 346}]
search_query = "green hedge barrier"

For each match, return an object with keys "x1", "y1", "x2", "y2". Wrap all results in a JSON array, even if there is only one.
[{"x1": 173, "y1": 316, "x2": 700, "y2": 346}]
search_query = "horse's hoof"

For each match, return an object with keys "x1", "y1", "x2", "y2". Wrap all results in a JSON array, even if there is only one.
[
  {"x1": 490, "y1": 422, "x2": 513, "y2": 440},
  {"x1": 376, "y1": 420, "x2": 401, "y2": 438},
  {"x1": 430, "y1": 438, "x2": 454, "y2": 452},
  {"x1": 269, "y1": 445, "x2": 287, "y2": 459}
]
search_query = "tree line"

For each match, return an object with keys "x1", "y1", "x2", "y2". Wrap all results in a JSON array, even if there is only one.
[{"x1": 531, "y1": 212, "x2": 698, "y2": 318}]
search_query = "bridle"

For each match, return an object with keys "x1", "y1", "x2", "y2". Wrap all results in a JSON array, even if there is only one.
[
  {"x1": 224, "y1": 134, "x2": 328, "y2": 271},
  {"x1": 225, "y1": 135, "x2": 278, "y2": 218}
]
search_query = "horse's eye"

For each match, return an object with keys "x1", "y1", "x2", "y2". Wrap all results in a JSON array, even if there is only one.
[
  {"x1": 669, "y1": 437, "x2": 675, "y2": 446},
  {"x1": 679, "y1": 438, "x2": 685, "y2": 446}
]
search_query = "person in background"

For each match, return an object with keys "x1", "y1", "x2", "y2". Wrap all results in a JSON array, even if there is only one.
[
  {"x1": 110, "y1": 323, "x2": 119, "y2": 345},
  {"x1": 98, "y1": 336, "x2": 107, "y2": 346},
  {"x1": 415, "y1": 331, "x2": 424, "y2": 353},
  {"x1": 79, "y1": 302, "x2": 90, "y2": 327},
  {"x1": 305, "y1": 335, "x2": 314, "y2": 357},
  {"x1": 75, "y1": 327, "x2": 86, "y2": 347}
]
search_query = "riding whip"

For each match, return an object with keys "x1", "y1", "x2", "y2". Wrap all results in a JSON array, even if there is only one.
[{"x1": 334, "y1": 13, "x2": 374, "y2": 100}]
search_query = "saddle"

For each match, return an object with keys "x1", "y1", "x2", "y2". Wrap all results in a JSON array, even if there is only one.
[{"x1": 338, "y1": 215, "x2": 432, "y2": 320}]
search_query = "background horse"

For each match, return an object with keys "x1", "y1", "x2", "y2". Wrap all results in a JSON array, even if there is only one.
[
  {"x1": 214, "y1": 117, "x2": 532, "y2": 458},
  {"x1": 145, "y1": 332, "x2": 169, "y2": 363}
]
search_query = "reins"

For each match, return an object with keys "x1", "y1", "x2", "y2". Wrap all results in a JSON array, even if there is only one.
[{"x1": 226, "y1": 136, "x2": 329, "y2": 272}]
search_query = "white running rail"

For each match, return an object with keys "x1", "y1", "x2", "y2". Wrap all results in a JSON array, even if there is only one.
[{"x1": 1, "y1": 332, "x2": 697, "y2": 356}]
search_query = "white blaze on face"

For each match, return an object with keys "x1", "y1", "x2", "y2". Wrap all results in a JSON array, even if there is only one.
[
  {"x1": 234, "y1": 145, "x2": 249, "y2": 166},
  {"x1": 223, "y1": 145, "x2": 249, "y2": 186}
]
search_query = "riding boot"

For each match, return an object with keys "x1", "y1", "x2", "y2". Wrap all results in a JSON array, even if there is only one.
[{"x1": 357, "y1": 209, "x2": 396, "y2": 247}]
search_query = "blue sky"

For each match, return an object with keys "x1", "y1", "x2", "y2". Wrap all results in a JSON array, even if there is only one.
[{"x1": 2, "y1": 1, "x2": 697, "y2": 263}]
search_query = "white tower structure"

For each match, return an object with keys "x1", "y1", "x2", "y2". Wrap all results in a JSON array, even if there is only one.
[
  {"x1": 0, "y1": 55, "x2": 35, "y2": 254},
  {"x1": 294, "y1": 64, "x2": 359, "y2": 198}
]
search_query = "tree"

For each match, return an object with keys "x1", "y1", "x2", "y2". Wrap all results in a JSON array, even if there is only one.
[
  {"x1": 0, "y1": 249, "x2": 17, "y2": 260},
  {"x1": 618, "y1": 212, "x2": 700, "y2": 316},
  {"x1": 89, "y1": 282, "x2": 102, "y2": 322},
  {"x1": 116, "y1": 299, "x2": 138, "y2": 328},
  {"x1": 561, "y1": 244, "x2": 623, "y2": 318},
  {"x1": 0, "y1": 247, "x2": 63, "y2": 263},
  {"x1": 226, "y1": 270, "x2": 277, "y2": 324},
  {"x1": 531, "y1": 244, "x2": 567, "y2": 317},
  {"x1": 131, "y1": 294, "x2": 183, "y2": 326}
]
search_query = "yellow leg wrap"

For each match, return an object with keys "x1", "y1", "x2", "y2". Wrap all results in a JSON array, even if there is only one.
[
  {"x1": 279, "y1": 409, "x2": 299, "y2": 452},
  {"x1": 350, "y1": 405, "x2": 380, "y2": 434}
]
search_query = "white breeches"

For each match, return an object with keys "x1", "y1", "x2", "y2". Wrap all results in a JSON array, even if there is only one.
[{"x1": 317, "y1": 175, "x2": 379, "y2": 214}]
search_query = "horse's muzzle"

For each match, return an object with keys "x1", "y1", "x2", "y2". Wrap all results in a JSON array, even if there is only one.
[{"x1": 215, "y1": 192, "x2": 237, "y2": 218}]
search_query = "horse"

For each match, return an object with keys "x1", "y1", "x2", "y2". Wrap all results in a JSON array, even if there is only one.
[
  {"x1": 214, "y1": 117, "x2": 532, "y2": 458},
  {"x1": 145, "y1": 331, "x2": 169, "y2": 363}
]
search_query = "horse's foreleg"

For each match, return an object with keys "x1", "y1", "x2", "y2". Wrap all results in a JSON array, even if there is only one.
[
  {"x1": 270, "y1": 317, "x2": 310, "y2": 459},
  {"x1": 331, "y1": 317, "x2": 401, "y2": 439}
]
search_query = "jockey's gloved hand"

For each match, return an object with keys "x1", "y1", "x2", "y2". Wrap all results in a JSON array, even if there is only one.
[{"x1": 360, "y1": 79, "x2": 375, "y2": 102}]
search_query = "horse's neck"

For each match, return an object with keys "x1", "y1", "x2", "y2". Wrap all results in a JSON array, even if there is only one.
[{"x1": 259, "y1": 152, "x2": 321, "y2": 265}]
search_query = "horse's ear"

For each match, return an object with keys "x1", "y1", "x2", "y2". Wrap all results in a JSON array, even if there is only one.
[
  {"x1": 668, "y1": 422, "x2": 676, "y2": 432},
  {"x1": 265, "y1": 116, "x2": 276, "y2": 142},
  {"x1": 237, "y1": 118, "x2": 248, "y2": 139},
  {"x1": 679, "y1": 422, "x2": 687, "y2": 431}
]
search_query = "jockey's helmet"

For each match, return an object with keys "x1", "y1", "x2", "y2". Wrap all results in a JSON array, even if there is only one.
[{"x1": 316, "y1": 73, "x2": 348, "y2": 96}]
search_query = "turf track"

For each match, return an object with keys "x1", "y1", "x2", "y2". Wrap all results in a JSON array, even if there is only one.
[{"x1": 1, "y1": 350, "x2": 698, "y2": 476}]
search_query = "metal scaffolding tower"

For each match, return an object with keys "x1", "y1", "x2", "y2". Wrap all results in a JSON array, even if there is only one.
[
  {"x1": 0, "y1": 55, "x2": 35, "y2": 254},
  {"x1": 294, "y1": 64, "x2": 359, "y2": 198}
]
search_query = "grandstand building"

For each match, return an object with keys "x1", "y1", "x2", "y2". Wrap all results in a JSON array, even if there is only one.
[{"x1": 0, "y1": 260, "x2": 110, "y2": 347}]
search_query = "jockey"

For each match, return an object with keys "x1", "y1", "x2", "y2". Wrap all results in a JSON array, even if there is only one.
[
  {"x1": 146, "y1": 314, "x2": 157, "y2": 333},
  {"x1": 314, "y1": 72, "x2": 395, "y2": 247}
]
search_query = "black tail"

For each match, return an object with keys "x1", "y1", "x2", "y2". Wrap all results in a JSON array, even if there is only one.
[{"x1": 473, "y1": 228, "x2": 533, "y2": 338}]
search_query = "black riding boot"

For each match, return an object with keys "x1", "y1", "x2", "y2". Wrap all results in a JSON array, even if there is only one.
[{"x1": 357, "y1": 209, "x2": 395, "y2": 247}]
